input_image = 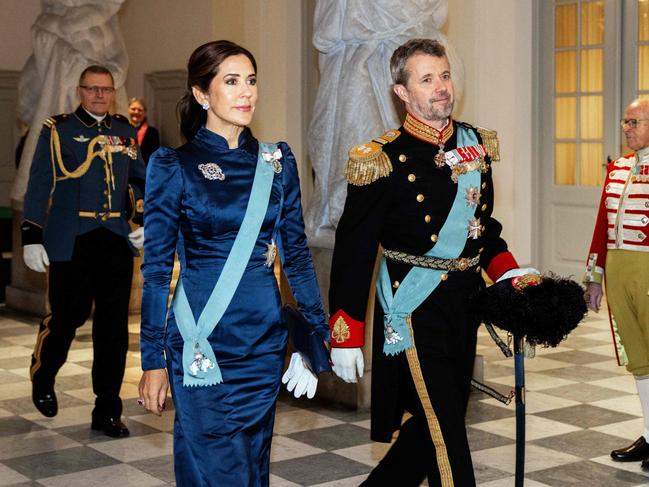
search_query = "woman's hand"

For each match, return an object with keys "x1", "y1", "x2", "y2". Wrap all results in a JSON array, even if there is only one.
[
  {"x1": 138, "y1": 368, "x2": 169, "y2": 416},
  {"x1": 282, "y1": 352, "x2": 318, "y2": 399}
]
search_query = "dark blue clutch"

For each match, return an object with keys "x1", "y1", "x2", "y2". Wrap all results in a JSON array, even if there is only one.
[{"x1": 282, "y1": 304, "x2": 332, "y2": 375}]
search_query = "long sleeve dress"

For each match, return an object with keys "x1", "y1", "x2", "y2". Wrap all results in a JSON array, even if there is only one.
[{"x1": 140, "y1": 126, "x2": 328, "y2": 487}]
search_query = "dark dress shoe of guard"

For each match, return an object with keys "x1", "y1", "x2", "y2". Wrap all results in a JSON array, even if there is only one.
[
  {"x1": 611, "y1": 436, "x2": 649, "y2": 461},
  {"x1": 91, "y1": 417, "x2": 130, "y2": 438},
  {"x1": 32, "y1": 383, "x2": 58, "y2": 417}
]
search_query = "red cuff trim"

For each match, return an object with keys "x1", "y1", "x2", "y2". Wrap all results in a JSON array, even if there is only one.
[
  {"x1": 329, "y1": 309, "x2": 365, "y2": 348},
  {"x1": 486, "y1": 251, "x2": 519, "y2": 281}
]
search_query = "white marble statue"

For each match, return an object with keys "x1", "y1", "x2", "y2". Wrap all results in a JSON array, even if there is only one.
[
  {"x1": 11, "y1": 0, "x2": 129, "y2": 203},
  {"x1": 305, "y1": 0, "x2": 463, "y2": 248}
]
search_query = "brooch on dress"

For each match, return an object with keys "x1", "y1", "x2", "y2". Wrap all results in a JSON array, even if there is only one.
[
  {"x1": 263, "y1": 239, "x2": 278, "y2": 267},
  {"x1": 261, "y1": 148, "x2": 283, "y2": 174},
  {"x1": 198, "y1": 163, "x2": 225, "y2": 181}
]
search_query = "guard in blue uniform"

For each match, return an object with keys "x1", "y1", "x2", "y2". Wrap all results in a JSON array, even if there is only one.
[{"x1": 22, "y1": 65, "x2": 146, "y2": 437}]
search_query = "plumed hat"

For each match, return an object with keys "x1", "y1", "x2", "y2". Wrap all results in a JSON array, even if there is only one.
[{"x1": 479, "y1": 274, "x2": 587, "y2": 347}]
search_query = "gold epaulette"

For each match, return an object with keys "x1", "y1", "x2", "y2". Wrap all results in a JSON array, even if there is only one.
[
  {"x1": 476, "y1": 126, "x2": 500, "y2": 162},
  {"x1": 345, "y1": 129, "x2": 400, "y2": 186},
  {"x1": 43, "y1": 117, "x2": 56, "y2": 129}
]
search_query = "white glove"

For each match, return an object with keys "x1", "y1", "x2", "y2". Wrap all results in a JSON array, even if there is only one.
[
  {"x1": 331, "y1": 348, "x2": 364, "y2": 383},
  {"x1": 128, "y1": 227, "x2": 144, "y2": 249},
  {"x1": 497, "y1": 267, "x2": 540, "y2": 283},
  {"x1": 282, "y1": 352, "x2": 318, "y2": 399},
  {"x1": 23, "y1": 244, "x2": 49, "y2": 273}
]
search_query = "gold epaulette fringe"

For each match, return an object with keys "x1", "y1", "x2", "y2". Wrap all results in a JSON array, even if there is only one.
[
  {"x1": 345, "y1": 129, "x2": 400, "y2": 186},
  {"x1": 477, "y1": 127, "x2": 500, "y2": 162}
]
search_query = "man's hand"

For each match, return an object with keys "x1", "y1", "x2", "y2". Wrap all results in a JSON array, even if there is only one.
[
  {"x1": 23, "y1": 244, "x2": 49, "y2": 273},
  {"x1": 586, "y1": 282, "x2": 603, "y2": 313},
  {"x1": 282, "y1": 352, "x2": 318, "y2": 399},
  {"x1": 128, "y1": 227, "x2": 144, "y2": 249},
  {"x1": 138, "y1": 369, "x2": 168, "y2": 416},
  {"x1": 331, "y1": 348, "x2": 364, "y2": 383}
]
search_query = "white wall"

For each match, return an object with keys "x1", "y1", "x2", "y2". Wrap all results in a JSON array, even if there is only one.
[{"x1": 444, "y1": 0, "x2": 535, "y2": 265}]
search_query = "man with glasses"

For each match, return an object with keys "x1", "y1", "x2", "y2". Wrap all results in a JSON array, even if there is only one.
[
  {"x1": 21, "y1": 65, "x2": 146, "y2": 437},
  {"x1": 585, "y1": 98, "x2": 649, "y2": 470}
]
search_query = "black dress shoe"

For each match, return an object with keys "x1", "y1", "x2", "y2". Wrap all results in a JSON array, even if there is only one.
[
  {"x1": 32, "y1": 383, "x2": 58, "y2": 417},
  {"x1": 91, "y1": 417, "x2": 130, "y2": 438},
  {"x1": 611, "y1": 437, "x2": 649, "y2": 461}
]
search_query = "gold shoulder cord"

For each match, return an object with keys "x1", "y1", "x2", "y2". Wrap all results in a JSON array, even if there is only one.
[{"x1": 50, "y1": 125, "x2": 116, "y2": 207}]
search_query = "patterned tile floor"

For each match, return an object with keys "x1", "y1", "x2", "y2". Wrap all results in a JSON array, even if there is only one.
[{"x1": 0, "y1": 303, "x2": 648, "y2": 486}]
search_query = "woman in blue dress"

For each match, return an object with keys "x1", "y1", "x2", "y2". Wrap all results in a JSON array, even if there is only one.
[{"x1": 138, "y1": 40, "x2": 328, "y2": 486}]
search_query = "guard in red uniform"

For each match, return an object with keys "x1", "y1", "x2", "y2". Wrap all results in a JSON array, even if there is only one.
[{"x1": 585, "y1": 98, "x2": 649, "y2": 470}]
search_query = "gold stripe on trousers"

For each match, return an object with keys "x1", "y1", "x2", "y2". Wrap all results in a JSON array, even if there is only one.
[{"x1": 405, "y1": 315, "x2": 454, "y2": 487}]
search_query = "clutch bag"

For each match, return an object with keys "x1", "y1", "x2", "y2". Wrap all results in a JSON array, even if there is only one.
[{"x1": 282, "y1": 304, "x2": 332, "y2": 375}]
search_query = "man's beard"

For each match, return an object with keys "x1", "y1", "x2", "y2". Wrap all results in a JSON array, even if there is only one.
[{"x1": 416, "y1": 96, "x2": 454, "y2": 122}]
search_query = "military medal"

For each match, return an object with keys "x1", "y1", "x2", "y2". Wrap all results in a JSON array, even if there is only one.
[
  {"x1": 189, "y1": 345, "x2": 215, "y2": 377},
  {"x1": 263, "y1": 239, "x2": 278, "y2": 267},
  {"x1": 467, "y1": 217, "x2": 482, "y2": 239},
  {"x1": 465, "y1": 186, "x2": 481, "y2": 207},
  {"x1": 198, "y1": 163, "x2": 225, "y2": 181},
  {"x1": 434, "y1": 144, "x2": 446, "y2": 168},
  {"x1": 261, "y1": 148, "x2": 283, "y2": 174}
]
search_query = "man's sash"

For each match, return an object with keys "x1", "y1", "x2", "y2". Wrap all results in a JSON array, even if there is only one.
[
  {"x1": 376, "y1": 126, "x2": 481, "y2": 356},
  {"x1": 172, "y1": 142, "x2": 278, "y2": 387}
]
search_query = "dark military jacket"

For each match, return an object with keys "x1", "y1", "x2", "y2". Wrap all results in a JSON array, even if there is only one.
[
  {"x1": 328, "y1": 114, "x2": 518, "y2": 441},
  {"x1": 22, "y1": 106, "x2": 146, "y2": 261}
]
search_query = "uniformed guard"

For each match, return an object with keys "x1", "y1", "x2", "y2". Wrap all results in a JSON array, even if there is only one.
[
  {"x1": 329, "y1": 39, "x2": 535, "y2": 486},
  {"x1": 585, "y1": 98, "x2": 649, "y2": 470},
  {"x1": 21, "y1": 65, "x2": 146, "y2": 438}
]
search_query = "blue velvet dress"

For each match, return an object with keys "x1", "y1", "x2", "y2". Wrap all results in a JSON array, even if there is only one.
[{"x1": 140, "y1": 126, "x2": 328, "y2": 486}]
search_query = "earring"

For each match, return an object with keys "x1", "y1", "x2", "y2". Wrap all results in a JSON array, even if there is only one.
[{"x1": 201, "y1": 101, "x2": 209, "y2": 110}]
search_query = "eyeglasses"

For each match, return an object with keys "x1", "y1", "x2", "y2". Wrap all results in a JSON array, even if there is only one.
[
  {"x1": 79, "y1": 85, "x2": 115, "y2": 95},
  {"x1": 620, "y1": 118, "x2": 649, "y2": 129}
]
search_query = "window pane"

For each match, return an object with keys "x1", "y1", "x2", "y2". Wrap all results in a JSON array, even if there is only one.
[
  {"x1": 580, "y1": 96, "x2": 603, "y2": 139},
  {"x1": 555, "y1": 143, "x2": 577, "y2": 185},
  {"x1": 556, "y1": 3, "x2": 577, "y2": 47},
  {"x1": 581, "y1": 1, "x2": 604, "y2": 45},
  {"x1": 640, "y1": 0, "x2": 649, "y2": 41},
  {"x1": 556, "y1": 97, "x2": 577, "y2": 139},
  {"x1": 580, "y1": 143, "x2": 604, "y2": 186},
  {"x1": 640, "y1": 45, "x2": 649, "y2": 91},
  {"x1": 581, "y1": 48, "x2": 603, "y2": 92},
  {"x1": 556, "y1": 51, "x2": 577, "y2": 93}
]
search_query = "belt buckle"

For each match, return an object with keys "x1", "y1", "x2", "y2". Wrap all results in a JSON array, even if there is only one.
[
  {"x1": 457, "y1": 258, "x2": 469, "y2": 271},
  {"x1": 97, "y1": 211, "x2": 108, "y2": 221}
]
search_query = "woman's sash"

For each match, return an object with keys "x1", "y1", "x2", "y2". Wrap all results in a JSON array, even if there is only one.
[{"x1": 172, "y1": 142, "x2": 278, "y2": 386}]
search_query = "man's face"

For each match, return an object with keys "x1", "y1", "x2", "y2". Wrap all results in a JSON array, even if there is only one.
[
  {"x1": 77, "y1": 73, "x2": 115, "y2": 116},
  {"x1": 393, "y1": 53, "x2": 455, "y2": 125},
  {"x1": 623, "y1": 102, "x2": 649, "y2": 151}
]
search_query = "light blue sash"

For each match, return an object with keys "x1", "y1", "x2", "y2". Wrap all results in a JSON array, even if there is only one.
[
  {"x1": 172, "y1": 142, "x2": 278, "y2": 386},
  {"x1": 377, "y1": 127, "x2": 480, "y2": 355}
]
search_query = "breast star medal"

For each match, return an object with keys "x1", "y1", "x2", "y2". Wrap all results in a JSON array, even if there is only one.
[{"x1": 467, "y1": 217, "x2": 482, "y2": 239}]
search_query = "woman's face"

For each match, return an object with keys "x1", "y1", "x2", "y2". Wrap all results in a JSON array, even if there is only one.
[
  {"x1": 195, "y1": 54, "x2": 258, "y2": 131},
  {"x1": 128, "y1": 101, "x2": 146, "y2": 125}
]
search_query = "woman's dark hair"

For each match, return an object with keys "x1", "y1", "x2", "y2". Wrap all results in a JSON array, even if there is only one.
[{"x1": 178, "y1": 40, "x2": 257, "y2": 141}]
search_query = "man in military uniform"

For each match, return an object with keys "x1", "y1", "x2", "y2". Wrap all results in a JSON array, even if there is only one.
[
  {"x1": 329, "y1": 39, "x2": 530, "y2": 486},
  {"x1": 22, "y1": 65, "x2": 145, "y2": 438},
  {"x1": 585, "y1": 99, "x2": 649, "y2": 469}
]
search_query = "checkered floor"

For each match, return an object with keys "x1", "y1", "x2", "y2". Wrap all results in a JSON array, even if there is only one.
[{"x1": 0, "y1": 303, "x2": 648, "y2": 486}]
